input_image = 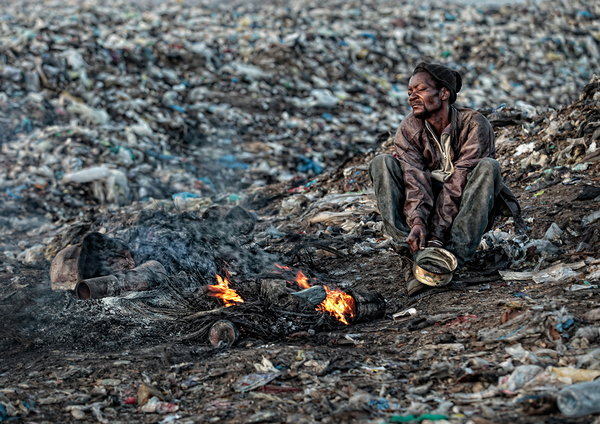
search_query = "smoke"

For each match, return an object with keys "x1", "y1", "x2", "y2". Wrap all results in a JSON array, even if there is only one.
[
  {"x1": 0, "y1": 206, "x2": 285, "y2": 360},
  {"x1": 123, "y1": 208, "x2": 279, "y2": 279}
]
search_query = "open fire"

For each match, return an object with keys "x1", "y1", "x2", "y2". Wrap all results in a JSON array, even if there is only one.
[
  {"x1": 275, "y1": 264, "x2": 356, "y2": 325},
  {"x1": 316, "y1": 286, "x2": 356, "y2": 325},
  {"x1": 207, "y1": 274, "x2": 244, "y2": 307},
  {"x1": 208, "y1": 265, "x2": 362, "y2": 325},
  {"x1": 295, "y1": 270, "x2": 310, "y2": 290}
]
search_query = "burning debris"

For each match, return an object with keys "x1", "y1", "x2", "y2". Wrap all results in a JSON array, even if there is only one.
[
  {"x1": 317, "y1": 286, "x2": 356, "y2": 325},
  {"x1": 44, "y1": 207, "x2": 387, "y2": 349},
  {"x1": 207, "y1": 274, "x2": 244, "y2": 307},
  {"x1": 294, "y1": 269, "x2": 311, "y2": 289},
  {"x1": 271, "y1": 263, "x2": 371, "y2": 325}
]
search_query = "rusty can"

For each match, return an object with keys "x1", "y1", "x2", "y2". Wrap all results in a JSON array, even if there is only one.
[{"x1": 208, "y1": 320, "x2": 239, "y2": 347}]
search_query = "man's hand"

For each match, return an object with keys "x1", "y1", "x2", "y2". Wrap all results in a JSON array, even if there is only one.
[{"x1": 407, "y1": 224, "x2": 426, "y2": 253}]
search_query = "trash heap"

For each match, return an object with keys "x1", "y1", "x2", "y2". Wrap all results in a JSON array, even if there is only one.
[
  {"x1": 1, "y1": 75, "x2": 600, "y2": 421},
  {"x1": 2, "y1": 0, "x2": 600, "y2": 423},
  {"x1": 0, "y1": 0, "x2": 599, "y2": 219}
]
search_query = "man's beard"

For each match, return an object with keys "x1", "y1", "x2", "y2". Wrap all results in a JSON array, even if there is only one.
[
  {"x1": 413, "y1": 107, "x2": 432, "y2": 120},
  {"x1": 413, "y1": 101, "x2": 443, "y2": 120}
]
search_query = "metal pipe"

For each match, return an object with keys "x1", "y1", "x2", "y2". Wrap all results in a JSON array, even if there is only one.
[
  {"x1": 76, "y1": 275, "x2": 120, "y2": 300},
  {"x1": 120, "y1": 260, "x2": 166, "y2": 291},
  {"x1": 75, "y1": 260, "x2": 166, "y2": 300}
]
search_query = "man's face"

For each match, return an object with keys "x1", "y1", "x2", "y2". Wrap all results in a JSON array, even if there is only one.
[{"x1": 407, "y1": 72, "x2": 446, "y2": 119}]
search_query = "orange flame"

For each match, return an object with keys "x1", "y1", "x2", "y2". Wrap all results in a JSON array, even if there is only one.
[
  {"x1": 295, "y1": 270, "x2": 310, "y2": 289},
  {"x1": 208, "y1": 274, "x2": 244, "y2": 307},
  {"x1": 317, "y1": 286, "x2": 356, "y2": 325},
  {"x1": 273, "y1": 264, "x2": 355, "y2": 325}
]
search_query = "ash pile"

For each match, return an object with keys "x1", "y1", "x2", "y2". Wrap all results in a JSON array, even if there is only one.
[{"x1": 1, "y1": 205, "x2": 386, "y2": 354}]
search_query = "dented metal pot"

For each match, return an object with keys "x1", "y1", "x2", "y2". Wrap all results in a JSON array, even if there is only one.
[{"x1": 412, "y1": 247, "x2": 458, "y2": 287}]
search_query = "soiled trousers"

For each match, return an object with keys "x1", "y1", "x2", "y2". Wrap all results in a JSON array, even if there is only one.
[{"x1": 368, "y1": 154, "x2": 503, "y2": 267}]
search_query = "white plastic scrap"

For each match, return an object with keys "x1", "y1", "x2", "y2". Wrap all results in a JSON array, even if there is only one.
[
  {"x1": 505, "y1": 343, "x2": 540, "y2": 365},
  {"x1": 66, "y1": 102, "x2": 110, "y2": 126},
  {"x1": 543, "y1": 223, "x2": 564, "y2": 242},
  {"x1": 498, "y1": 365, "x2": 544, "y2": 393},
  {"x1": 514, "y1": 142, "x2": 535, "y2": 156},
  {"x1": 62, "y1": 166, "x2": 111, "y2": 183},
  {"x1": 499, "y1": 261, "x2": 585, "y2": 283},
  {"x1": 532, "y1": 266, "x2": 580, "y2": 284}
]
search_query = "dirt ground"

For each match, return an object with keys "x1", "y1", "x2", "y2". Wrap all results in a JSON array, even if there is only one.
[{"x1": 1, "y1": 74, "x2": 600, "y2": 424}]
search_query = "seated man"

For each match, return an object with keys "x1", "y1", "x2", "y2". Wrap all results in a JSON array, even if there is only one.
[{"x1": 369, "y1": 62, "x2": 526, "y2": 295}]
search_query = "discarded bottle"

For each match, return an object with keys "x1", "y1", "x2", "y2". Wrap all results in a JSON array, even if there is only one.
[{"x1": 557, "y1": 380, "x2": 600, "y2": 418}]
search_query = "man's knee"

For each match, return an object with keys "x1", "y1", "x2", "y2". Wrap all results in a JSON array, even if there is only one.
[
  {"x1": 369, "y1": 154, "x2": 397, "y2": 177},
  {"x1": 472, "y1": 158, "x2": 501, "y2": 180}
]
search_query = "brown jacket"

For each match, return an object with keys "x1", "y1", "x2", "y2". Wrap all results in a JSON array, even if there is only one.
[{"x1": 394, "y1": 106, "x2": 526, "y2": 240}]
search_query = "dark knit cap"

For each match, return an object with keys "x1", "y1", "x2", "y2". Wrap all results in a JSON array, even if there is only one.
[{"x1": 412, "y1": 62, "x2": 462, "y2": 104}]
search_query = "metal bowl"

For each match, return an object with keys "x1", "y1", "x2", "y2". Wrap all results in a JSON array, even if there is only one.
[{"x1": 412, "y1": 247, "x2": 458, "y2": 287}]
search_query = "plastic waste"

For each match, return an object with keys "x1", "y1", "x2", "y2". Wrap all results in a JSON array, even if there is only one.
[
  {"x1": 543, "y1": 223, "x2": 564, "y2": 242},
  {"x1": 548, "y1": 367, "x2": 600, "y2": 383},
  {"x1": 172, "y1": 192, "x2": 200, "y2": 201},
  {"x1": 582, "y1": 210, "x2": 600, "y2": 227},
  {"x1": 105, "y1": 169, "x2": 130, "y2": 205},
  {"x1": 573, "y1": 326, "x2": 600, "y2": 343},
  {"x1": 568, "y1": 282, "x2": 599, "y2": 291},
  {"x1": 17, "y1": 244, "x2": 45, "y2": 264},
  {"x1": 583, "y1": 309, "x2": 600, "y2": 322},
  {"x1": 506, "y1": 344, "x2": 540, "y2": 365},
  {"x1": 576, "y1": 348, "x2": 600, "y2": 369},
  {"x1": 393, "y1": 308, "x2": 418, "y2": 320},
  {"x1": 391, "y1": 415, "x2": 449, "y2": 422},
  {"x1": 66, "y1": 101, "x2": 110, "y2": 126},
  {"x1": 310, "y1": 89, "x2": 339, "y2": 108},
  {"x1": 524, "y1": 239, "x2": 562, "y2": 256},
  {"x1": 532, "y1": 265, "x2": 579, "y2": 284},
  {"x1": 499, "y1": 261, "x2": 584, "y2": 283},
  {"x1": 515, "y1": 142, "x2": 535, "y2": 156},
  {"x1": 63, "y1": 166, "x2": 111, "y2": 184},
  {"x1": 297, "y1": 156, "x2": 324, "y2": 175},
  {"x1": 140, "y1": 397, "x2": 179, "y2": 414},
  {"x1": 557, "y1": 380, "x2": 600, "y2": 418},
  {"x1": 498, "y1": 365, "x2": 544, "y2": 393},
  {"x1": 217, "y1": 155, "x2": 250, "y2": 170},
  {"x1": 233, "y1": 372, "x2": 280, "y2": 392},
  {"x1": 265, "y1": 225, "x2": 286, "y2": 238}
]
